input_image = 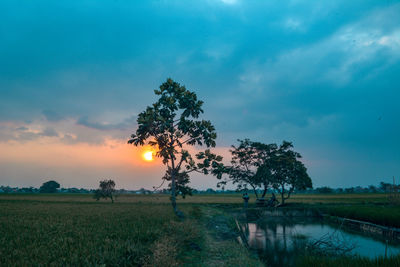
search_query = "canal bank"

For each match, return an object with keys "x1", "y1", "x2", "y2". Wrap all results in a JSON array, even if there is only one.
[{"x1": 234, "y1": 206, "x2": 400, "y2": 267}]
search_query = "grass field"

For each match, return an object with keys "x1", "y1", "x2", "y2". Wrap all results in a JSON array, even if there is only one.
[
  {"x1": 0, "y1": 200, "x2": 177, "y2": 266},
  {"x1": 0, "y1": 193, "x2": 261, "y2": 266},
  {"x1": 0, "y1": 193, "x2": 399, "y2": 266},
  {"x1": 0, "y1": 192, "x2": 391, "y2": 204}
]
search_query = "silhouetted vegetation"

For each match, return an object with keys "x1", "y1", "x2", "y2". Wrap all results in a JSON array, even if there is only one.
[
  {"x1": 93, "y1": 179, "x2": 116, "y2": 203},
  {"x1": 39, "y1": 180, "x2": 60, "y2": 193},
  {"x1": 218, "y1": 139, "x2": 275, "y2": 199},
  {"x1": 315, "y1": 186, "x2": 334, "y2": 194},
  {"x1": 0, "y1": 180, "x2": 396, "y2": 196},
  {"x1": 128, "y1": 78, "x2": 223, "y2": 216},
  {"x1": 267, "y1": 141, "x2": 312, "y2": 204},
  {"x1": 217, "y1": 139, "x2": 312, "y2": 205}
]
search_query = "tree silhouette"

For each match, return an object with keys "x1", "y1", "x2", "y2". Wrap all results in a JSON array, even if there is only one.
[
  {"x1": 267, "y1": 141, "x2": 312, "y2": 205},
  {"x1": 94, "y1": 179, "x2": 116, "y2": 203},
  {"x1": 128, "y1": 78, "x2": 223, "y2": 216},
  {"x1": 217, "y1": 140, "x2": 312, "y2": 205},
  {"x1": 217, "y1": 139, "x2": 275, "y2": 199},
  {"x1": 39, "y1": 180, "x2": 60, "y2": 193}
]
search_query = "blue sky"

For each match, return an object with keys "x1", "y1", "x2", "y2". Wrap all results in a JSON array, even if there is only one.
[{"x1": 0, "y1": 0, "x2": 399, "y2": 189}]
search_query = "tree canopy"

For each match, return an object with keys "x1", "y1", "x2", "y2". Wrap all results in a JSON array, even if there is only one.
[
  {"x1": 94, "y1": 179, "x2": 116, "y2": 203},
  {"x1": 217, "y1": 139, "x2": 275, "y2": 199},
  {"x1": 264, "y1": 141, "x2": 312, "y2": 204},
  {"x1": 128, "y1": 78, "x2": 223, "y2": 215},
  {"x1": 217, "y1": 140, "x2": 312, "y2": 205},
  {"x1": 39, "y1": 180, "x2": 60, "y2": 193}
]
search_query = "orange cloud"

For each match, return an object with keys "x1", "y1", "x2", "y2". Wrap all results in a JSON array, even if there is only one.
[
  {"x1": 0, "y1": 139, "x2": 163, "y2": 168},
  {"x1": 0, "y1": 137, "x2": 231, "y2": 189}
]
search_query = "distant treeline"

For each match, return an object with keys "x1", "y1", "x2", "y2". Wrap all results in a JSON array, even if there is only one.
[
  {"x1": 195, "y1": 181, "x2": 399, "y2": 195},
  {"x1": 0, "y1": 181, "x2": 398, "y2": 195},
  {"x1": 307, "y1": 181, "x2": 399, "y2": 194},
  {"x1": 0, "y1": 186, "x2": 94, "y2": 194}
]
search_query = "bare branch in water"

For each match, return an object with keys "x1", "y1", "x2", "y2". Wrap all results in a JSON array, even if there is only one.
[{"x1": 306, "y1": 231, "x2": 356, "y2": 256}]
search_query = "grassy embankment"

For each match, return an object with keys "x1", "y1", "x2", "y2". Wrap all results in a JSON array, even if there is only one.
[
  {"x1": 285, "y1": 193, "x2": 400, "y2": 228},
  {"x1": 243, "y1": 193, "x2": 399, "y2": 228}
]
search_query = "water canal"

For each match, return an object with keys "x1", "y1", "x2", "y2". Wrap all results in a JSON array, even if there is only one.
[{"x1": 239, "y1": 216, "x2": 400, "y2": 266}]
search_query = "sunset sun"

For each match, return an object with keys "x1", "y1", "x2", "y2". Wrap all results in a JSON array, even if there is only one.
[{"x1": 143, "y1": 151, "x2": 153, "y2": 161}]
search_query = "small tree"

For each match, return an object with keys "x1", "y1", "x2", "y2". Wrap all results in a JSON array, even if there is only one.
[
  {"x1": 39, "y1": 180, "x2": 60, "y2": 193},
  {"x1": 368, "y1": 185, "x2": 378, "y2": 193},
  {"x1": 94, "y1": 179, "x2": 116, "y2": 203},
  {"x1": 128, "y1": 78, "x2": 223, "y2": 216},
  {"x1": 268, "y1": 141, "x2": 312, "y2": 205},
  {"x1": 379, "y1": 181, "x2": 392, "y2": 193},
  {"x1": 315, "y1": 186, "x2": 334, "y2": 194}
]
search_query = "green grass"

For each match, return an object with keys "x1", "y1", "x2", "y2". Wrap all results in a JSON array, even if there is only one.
[
  {"x1": 0, "y1": 194, "x2": 260, "y2": 266},
  {"x1": 0, "y1": 193, "x2": 399, "y2": 266},
  {"x1": 0, "y1": 200, "x2": 178, "y2": 266},
  {"x1": 286, "y1": 193, "x2": 389, "y2": 204},
  {"x1": 0, "y1": 192, "x2": 390, "y2": 205},
  {"x1": 319, "y1": 205, "x2": 400, "y2": 228}
]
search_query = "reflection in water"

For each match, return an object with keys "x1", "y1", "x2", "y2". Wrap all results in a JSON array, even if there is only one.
[{"x1": 242, "y1": 217, "x2": 400, "y2": 267}]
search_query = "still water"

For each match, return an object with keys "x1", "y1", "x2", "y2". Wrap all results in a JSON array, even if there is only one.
[{"x1": 241, "y1": 217, "x2": 400, "y2": 266}]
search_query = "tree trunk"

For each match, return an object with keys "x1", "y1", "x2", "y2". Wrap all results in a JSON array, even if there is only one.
[
  {"x1": 170, "y1": 155, "x2": 180, "y2": 216},
  {"x1": 171, "y1": 169, "x2": 177, "y2": 214},
  {"x1": 281, "y1": 184, "x2": 285, "y2": 205},
  {"x1": 261, "y1": 186, "x2": 268, "y2": 198},
  {"x1": 250, "y1": 184, "x2": 259, "y2": 199}
]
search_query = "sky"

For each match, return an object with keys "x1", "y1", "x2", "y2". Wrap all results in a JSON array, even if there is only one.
[{"x1": 1, "y1": 0, "x2": 399, "y2": 190}]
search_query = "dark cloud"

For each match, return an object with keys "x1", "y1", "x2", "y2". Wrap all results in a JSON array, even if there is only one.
[
  {"x1": 39, "y1": 127, "x2": 59, "y2": 137},
  {"x1": 0, "y1": 0, "x2": 399, "y2": 187},
  {"x1": 60, "y1": 134, "x2": 77, "y2": 145},
  {"x1": 77, "y1": 115, "x2": 136, "y2": 131},
  {"x1": 15, "y1": 126, "x2": 29, "y2": 131},
  {"x1": 42, "y1": 110, "x2": 64, "y2": 122}
]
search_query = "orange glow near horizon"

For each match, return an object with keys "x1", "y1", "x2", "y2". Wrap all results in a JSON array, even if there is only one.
[{"x1": 143, "y1": 151, "x2": 153, "y2": 161}]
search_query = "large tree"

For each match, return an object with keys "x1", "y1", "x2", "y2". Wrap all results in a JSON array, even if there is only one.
[
  {"x1": 216, "y1": 140, "x2": 312, "y2": 205},
  {"x1": 267, "y1": 141, "x2": 312, "y2": 205},
  {"x1": 128, "y1": 78, "x2": 223, "y2": 216},
  {"x1": 217, "y1": 139, "x2": 275, "y2": 199}
]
